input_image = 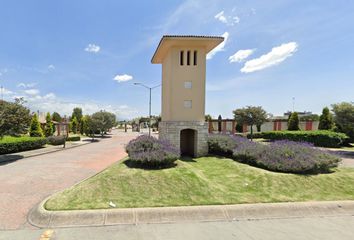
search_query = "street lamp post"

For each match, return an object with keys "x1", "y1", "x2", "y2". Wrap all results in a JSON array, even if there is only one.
[{"x1": 134, "y1": 83, "x2": 161, "y2": 136}]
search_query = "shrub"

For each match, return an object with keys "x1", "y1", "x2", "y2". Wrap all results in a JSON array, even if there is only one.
[
  {"x1": 125, "y1": 135, "x2": 180, "y2": 168},
  {"x1": 318, "y1": 107, "x2": 335, "y2": 130},
  {"x1": 261, "y1": 130, "x2": 349, "y2": 148},
  {"x1": 44, "y1": 112, "x2": 54, "y2": 137},
  {"x1": 246, "y1": 132, "x2": 264, "y2": 139},
  {"x1": 207, "y1": 134, "x2": 247, "y2": 156},
  {"x1": 67, "y1": 136, "x2": 81, "y2": 141},
  {"x1": 233, "y1": 140, "x2": 341, "y2": 174},
  {"x1": 0, "y1": 136, "x2": 47, "y2": 154},
  {"x1": 288, "y1": 112, "x2": 300, "y2": 131},
  {"x1": 29, "y1": 114, "x2": 44, "y2": 137},
  {"x1": 47, "y1": 136, "x2": 66, "y2": 146}
]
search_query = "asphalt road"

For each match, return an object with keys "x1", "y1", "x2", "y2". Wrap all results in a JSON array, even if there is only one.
[{"x1": 1, "y1": 215, "x2": 354, "y2": 240}]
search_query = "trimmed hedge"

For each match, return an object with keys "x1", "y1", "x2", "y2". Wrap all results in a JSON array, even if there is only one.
[
  {"x1": 47, "y1": 136, "x2": 66, "y2": 146},
  {"x1": 0, "y1": 136, "x2": 47, "y2": 154},
  {"x1": 261, "y1": 130, "x2": 349, "y2": 148},
  {"x1": 246, "y1": 132, "x2": 264, "y2": 139},
  {"x1": 67, "y1": 136, "x2": 81, "y2": 141}
]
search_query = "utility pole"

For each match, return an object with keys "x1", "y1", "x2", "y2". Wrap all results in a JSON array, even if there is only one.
[{"x1": 133, "y1": 83, "x2": 161, "y2": 136}]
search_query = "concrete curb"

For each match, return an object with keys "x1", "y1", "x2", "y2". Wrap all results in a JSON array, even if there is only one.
[
  {"x1": 0, "y1": 141, "x2": 92, "y2": 163},
  {"x1": 28, "y1": 200, "x2": 354, "y2": 228}
]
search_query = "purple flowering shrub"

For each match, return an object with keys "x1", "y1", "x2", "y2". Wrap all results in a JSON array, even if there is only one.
[
  {"x1": 207, "y1": 134, "x2": 249, "y2": 157},
  {"x1": 125, "y1": 135, "x2": 180, "y2": 168},
  {"x1": 233, "y1": 140, "x2": 341, "y2": 174}
]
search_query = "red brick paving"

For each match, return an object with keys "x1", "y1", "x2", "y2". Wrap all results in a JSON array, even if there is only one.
[{"x1": 0, "y1": 130, "x2": 138, "y2": 230}]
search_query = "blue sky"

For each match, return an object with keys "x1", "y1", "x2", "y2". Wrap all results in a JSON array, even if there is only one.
[{"x1": 1, "y1": 0, "x2": 353, "y2": 120}]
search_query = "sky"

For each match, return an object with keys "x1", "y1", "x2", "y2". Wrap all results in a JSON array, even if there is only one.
[{"x1": 0, "y1": 0, "x2": 353, "y2": 120}]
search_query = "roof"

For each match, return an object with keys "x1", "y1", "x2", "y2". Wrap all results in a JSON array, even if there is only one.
[{"x1": 151, "y1": 35, "x2": 224, "y2": 64}]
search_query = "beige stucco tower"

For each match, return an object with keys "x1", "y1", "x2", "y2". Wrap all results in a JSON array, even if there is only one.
[{"x1": 152, "y1": 35, "x2": 224, "y2": 157}]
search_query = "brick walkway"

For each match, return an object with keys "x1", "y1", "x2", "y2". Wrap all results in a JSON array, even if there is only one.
[{"x1": 0, "y1": 130, "x2": 138, "y2": 230}]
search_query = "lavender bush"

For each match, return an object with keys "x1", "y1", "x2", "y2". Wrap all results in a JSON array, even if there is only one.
[
  {"x1": 207, "y1": 134, "x2": 249, "y2": 157},
  {"x1": 125, "y1": 135, "x2": 180, "y2": 168},
  {"x1": 233, "y1": 140, "x2": 341, "y2": 174}
]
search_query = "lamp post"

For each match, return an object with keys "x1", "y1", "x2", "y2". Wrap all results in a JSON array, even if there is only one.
[{"x1": 134, "y1": 83, "x2": 161, "y2": 136}]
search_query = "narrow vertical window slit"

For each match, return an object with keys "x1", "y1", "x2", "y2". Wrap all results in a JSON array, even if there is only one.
[{"x1": 180, "y1": 51, "x2": 184, "y2": 66}]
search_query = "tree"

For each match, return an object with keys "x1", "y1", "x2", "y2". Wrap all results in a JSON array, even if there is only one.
[
  {"x1": 44, "y1": 112, "x2": 54, "y2": 137},
  {"x1": 318, "y1": 107, "x2": 335, "y2": 130},
  {"x1": 91, "y1": 111, "x2": 116, "y2": 136},
  {"x1": 332, "y1": 102, "x2": 354, "y2": 142},
  {"x1": 71, "y1": 107, "x2": 83, "y2": 122},
  {"x1": 71, "y1": 107, "x2": 83, "y2": 132},
  {"x1": 233, "y1": 106, "x2": 267, "y2": 140},
  {"x1": 0, "y1": 99, "x2": 31, "y2": 138},
  {"x1": 52, "y1": 112, "x2": 62, "y2": 122},
  {"x1": 29, "y1": 113, "x2": 44, "y2": 137},
  {"x1": 86, "y1": 115, "x2": 99, "y2": 140},
  {"x1": 205, "y1": 114, "x2": 212, "y2": 122},
  {"x1": 71, "y1": 116, "x2": 78, "y2": 134},
  {"x1": 288, "y1": 112, "x2": 300, "y2": 131},
  {"x1": 80, "y1": 116, "x2": 88, "y2": 135}
]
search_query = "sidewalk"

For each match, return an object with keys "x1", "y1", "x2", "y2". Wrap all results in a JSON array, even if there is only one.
[
  {"x1": 0, "y1": 140, "x2": 91, "y2": 163},
  {"x1": 29, "y1": 200, "x2": 354, "y2": 228}
]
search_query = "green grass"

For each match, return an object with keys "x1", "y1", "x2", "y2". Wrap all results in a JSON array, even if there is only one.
[
  {"x1": 0, "y1": 135, "x2": 35, "y2": 143},
  {"x1": 45, "y1": 156, "x2": 354, "y2": 210}
]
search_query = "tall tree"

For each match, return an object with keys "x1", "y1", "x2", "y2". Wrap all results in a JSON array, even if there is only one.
[
  {"x1": 44, "y1": 112, "x2": 54, "y2": 137},
  {"x1": 233, "y1": 106, "x2": 267, "y2": 140},
  {"x1": 71, "y1": 116, "x2": 78, "y2": 134},
  {"x1": 0, "y1": 99, "x2": 31, "y2": 138},
  {"x1": 332, "y1": 102, "x2": 354, "y2": 142},
  {"x1": 52, "y1": 112, "x2": 62, "y2": 122},
  {"x1": 29, "y1": 113, "x2": 44, "y2": 137},
  {"x1": 71, "y1": 108, "x2": 83, "y2": 121},
  {"x1": 318, "y1": 107, "x2": 335, "y2": 130},
  {"x1": 288, "y1": 112, "x2": 300, "y2": 131},
  {"x1": 80, "y1": 116, "x2": 88, "y2": 135}
]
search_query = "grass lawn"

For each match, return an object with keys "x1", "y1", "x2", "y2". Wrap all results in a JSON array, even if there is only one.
[
  {"x1": 0, "y1": 136, "x2": 32, "y2": 143},
  {"x1": 45, "y1": 156, "x2": 354, "y2": 210}
]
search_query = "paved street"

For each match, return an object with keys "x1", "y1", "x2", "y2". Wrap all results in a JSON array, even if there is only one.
[
  {"x1": 1, "y1": 215, "x2": 354, "y2": 240},
  {"x1": 0, "y1": 130, "x2": 138, "y2": 230}
]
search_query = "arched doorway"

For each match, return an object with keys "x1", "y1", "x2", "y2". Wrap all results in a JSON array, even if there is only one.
[{"x1": 180, "y1": 129, "x2": 197, "y2": 157}]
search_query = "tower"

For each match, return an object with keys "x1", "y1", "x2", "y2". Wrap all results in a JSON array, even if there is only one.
[{"x1": 152, "y1": 35, "x2": 224, "y2": 157}]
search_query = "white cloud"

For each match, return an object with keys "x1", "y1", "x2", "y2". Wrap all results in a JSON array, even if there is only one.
[
  {"x1": 24, "y1": 89, "x2": 40, "y2": 95},
  {"x1": 48, "y1": 64, "x2": 55, "y2": 70},
  {"x1": 1, "y1": 87, "x2": 13, "y2": 95},
  {"x1": 85, "y1": 44, "x2": 100, "y2": 53},
  {"x1": 241, "y1": 42, "x2": 298, "y2": 73},
  {"x1": 214, "y1": 11, "x2": 240, "y2": 26},
  {"x1": 215, "y1": 11, "x2": 228, "y2": 24},
  {"x1": 17, "y1": 82, "x2": 37, "y2": 88},
  {"x1": 206, "y1": 32, "x2": 229, "y2": 60},
  {"x1": 229, "y1": 49, "x2": 256, "y2": 63},
  {"x1": 113, "y1": 74, "x2": 133, "y2": 82},
  {"x1": 23, "y1": 92, "x2": 137, "y2": 119}
]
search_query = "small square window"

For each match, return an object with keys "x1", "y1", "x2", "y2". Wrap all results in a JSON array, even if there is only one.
[
  {"x1": 184, "y1": 100, "x2": 192, "y2": 108},
  {"x1": 184, "y1": 81, "x2": 192, "y2": 89}
]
